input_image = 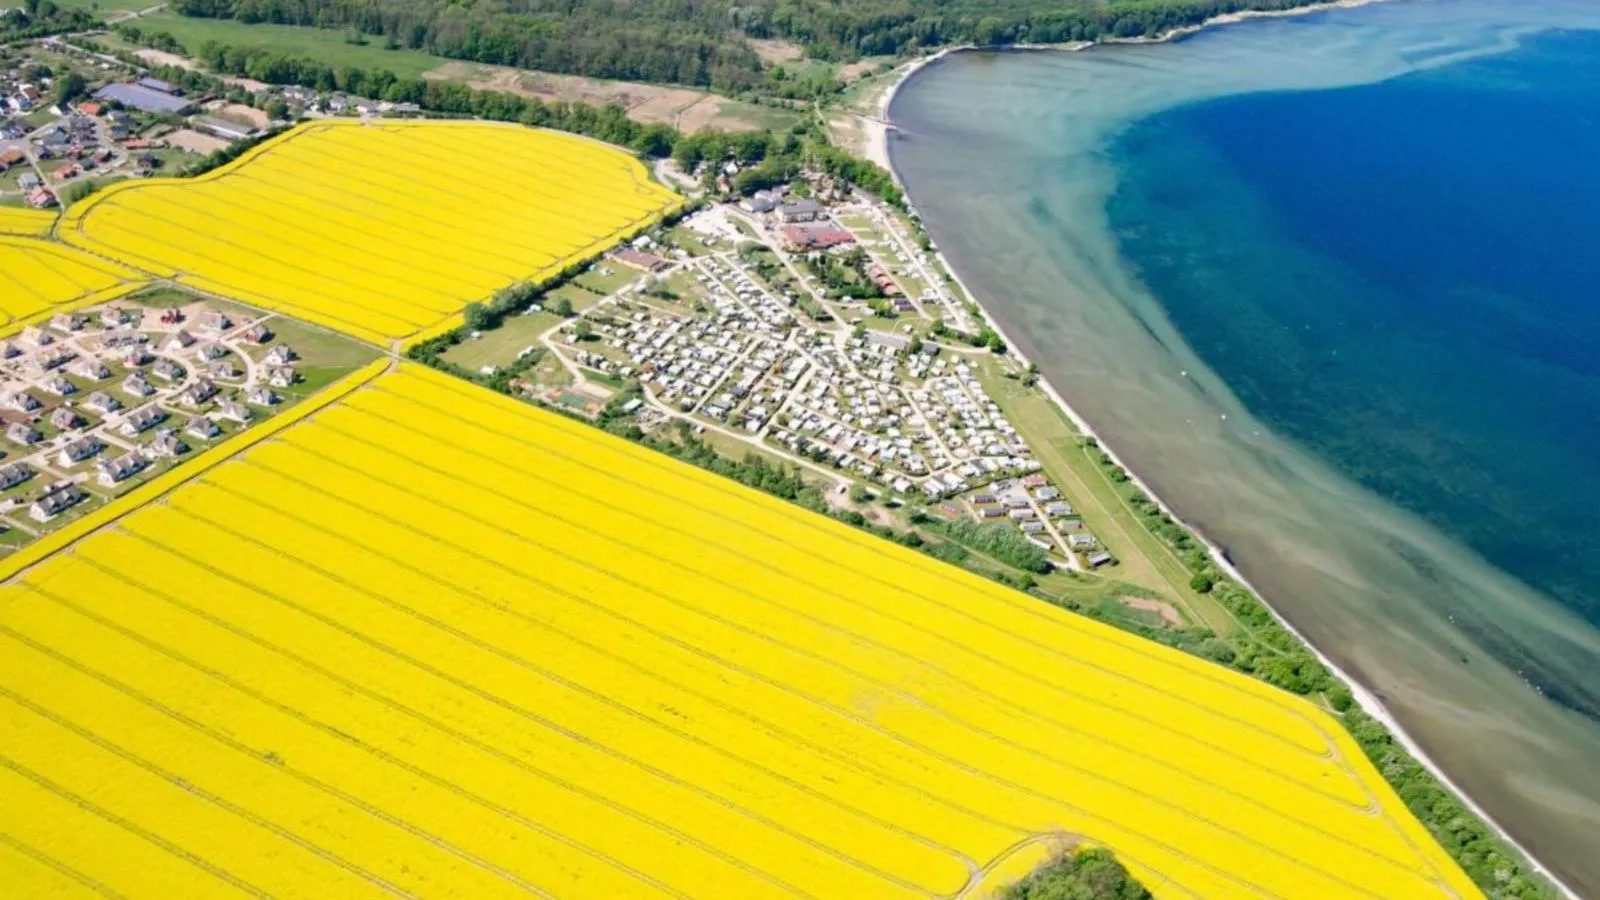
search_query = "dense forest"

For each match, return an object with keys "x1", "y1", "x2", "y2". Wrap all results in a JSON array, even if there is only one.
[{"x1": 166, "y1": 0, "x2": 1324, "y2": 90}]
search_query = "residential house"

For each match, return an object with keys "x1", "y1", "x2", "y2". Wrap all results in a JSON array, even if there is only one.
[
  {"x1": 6, "y1": 422, "x2": 40, "y2": 446},
  {"x1": 196, "y1": 342, "x2": 226, "y2": 361},
  {"x1": 40, "y1": 375, "x2": 76, "y2": 397},
  {"x1": 123, "y1": 346, "x2": 152, "y2": 367},
  {"x1": 73, "y1": 358, "x2": 112, "y2": 380},
  {"x1": 5, "y1": 390, "x2": 39, "y2": 413},
  {"x1": 57, "y1": 436, "x2": 102, "y2": 466},
  {"x1": 96, "y1": 452, "x2": 146, "y2": 486},
  {"x1": 49, "y1": 407, "x2": 83, "y2": 430},
  {"x1": 122, "y1": 372, "x2": 155, "y2": 396},
  {"x1": 0, "y1": 461, "x2": 34, "y2": 491},
  {"x1": 195, "y1": 310, "x2": 231, "y2": 335},
  {"x1": 240, "y1": 322, "x2": 272, "y2": 345},
  {"x1": 245, "y1": 386, "x2": 277, "y2": 406},
  {"x1": 50, "y1": 312, "x2": 87, "y2": 332},
  {"x1": 85, "y1": 390, "x2": 122, "y2": 415},
  {"x1": 216, "y1": 399, "x2": 251, "y2": 424},
  {"x1": 119, "y1": 406, "x2": 166, "y2": 436},
  {"x1": 162, "y1": 330, "x2": 195, "y2": 353},
  {"x1": 30, "y1": 484, "x2": 87, "y2": 522},
  {"x1": 207, "y1": 359, "x2": 237, "y2": 379},
  {"x1": 147, "y1": 430, "x2": 188, "y2": 458},
  {"x1": 37, "y1": 348, "x2": 74, "y2": 370},
  {"x1": 151, "y1": 359, "x2": 184, "y2": 381},
  {"x1": 267, "y1": 366, "x2": 296, "y2": 388},
  {"x1": 185, "y1": 415, "x2": 220, "y2": 441},
  {"x1": 264, "y1": 344, "x2": 296, "y2": 365},
  {"x1": 21, "y1": 325, "x2": 52, "y2": 347},
  {"x1": 0, "y1": 341, "x2": 19, "y2": 359},
  {"x1": 178, "y1": 378, "x2": 218, "y2": 407},
  {"x1": 100, "y1": 307, "x2": 139, "y2": 329}
]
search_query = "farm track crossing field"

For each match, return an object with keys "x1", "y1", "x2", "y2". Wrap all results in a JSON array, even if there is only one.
[
  {"x1": 0, "y1": 363, "x2": 1482, "y2": 899},
  {"x1": 58, "y1": 120, "x2": 681, "y2": 345},
  {"x1": 0, "y1": 236, "x2": 144, "y2": 330}
]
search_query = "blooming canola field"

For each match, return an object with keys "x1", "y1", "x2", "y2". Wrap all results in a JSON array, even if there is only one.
[
  {"x1": 0, "y1": 206, "x2": 58, "y2": 237},
  {"x1": 0, "y1": 363, "x2": 1482, "y2": 899},
  {"x1": 58, "y1": 120, "x2": 681, "y2": 345},
  {"x1": 0, "y1": 236, "x2": 143, "y2": 331}
]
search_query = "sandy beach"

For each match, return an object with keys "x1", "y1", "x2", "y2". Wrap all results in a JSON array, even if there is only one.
[{"x1": 871, "y1": 4, "x2": 1584, "y2": 895}]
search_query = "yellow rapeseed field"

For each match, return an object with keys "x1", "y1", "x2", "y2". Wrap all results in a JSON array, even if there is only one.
[
  {"x1": 0, "y1": 206, "x2": 57, "y2": 237},
  {"x1": 0, "y1": 363, "x2": 1482, "y2": 899},
  {"x1": 0, "y1": 235, "x2": 143, "y2": 331},
  {"x1": 58, "y1": 120, "x2": 681, "y2": 345}
]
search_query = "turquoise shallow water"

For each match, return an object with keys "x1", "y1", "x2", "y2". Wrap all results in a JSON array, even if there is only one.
[
  {"x1": 888, "y1": 0, "x2": 1600, "y2": 890},
  {"x1": 1106, "y1": 26, "x2": 1600, "y2": 712}
]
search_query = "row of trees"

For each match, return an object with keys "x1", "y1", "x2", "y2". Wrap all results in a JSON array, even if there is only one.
[
  {"x1": 164, "y1": 0, "x2": 1327, "y2": 90},
  {"x1": 170, "y1": 0, "x2": 768, "y2": 92}
]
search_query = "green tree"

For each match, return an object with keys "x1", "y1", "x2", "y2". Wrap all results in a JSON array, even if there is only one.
[
  {"x1": 53, "y1": 70, "x2": 86, "y2": 105},
  {"x1": 463, "y1": 302, "x2": 491, "y2": 330},
  {"x1": 552, "y1": 297, "x2": 575, "y2": 317},
  {"x1": 1005, "y1": 847, "x2": 1151, "y2": 900}
]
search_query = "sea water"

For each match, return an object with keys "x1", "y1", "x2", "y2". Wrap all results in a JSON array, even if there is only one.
[
  {"x1": 888, "y1": 0, "x2": 1600, "y2": 890},
  {"x1": 1107, "y1": 25, "x2": 1600, "y2": 700}
]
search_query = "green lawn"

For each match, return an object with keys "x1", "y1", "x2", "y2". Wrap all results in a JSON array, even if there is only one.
[
  {"x1": 442, "y1": 311, "x2": 561, "y2": 371},
  {"x1": 130, "y1": 12, "x2": 454, "y2": 79},
  {"x1": 252, "y1": 315, "x2": 382, "y2": 374},
  {"x1": 50, "y1": 0, "x2": 157, "y2": 13}
]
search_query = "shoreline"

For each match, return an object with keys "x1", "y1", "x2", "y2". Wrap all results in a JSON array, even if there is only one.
[
  {"x1": 871, "y1": 10, "x2": 1579, "y2": 899},
  {"x1": 863, "y1": 0, "x2": 1398, "y2": 167}
]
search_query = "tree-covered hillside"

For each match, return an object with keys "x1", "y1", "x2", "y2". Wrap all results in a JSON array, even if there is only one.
[{"x1": 166, "y1": 0, "x2": 1324, "y2": 91}]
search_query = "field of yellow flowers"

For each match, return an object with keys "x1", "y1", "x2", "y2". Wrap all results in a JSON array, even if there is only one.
[
  {"x1": 0, "y1": 206, "x2": 57, "y2": 237},
  {"x1": 0, "y1": 235, "x2": 142, "y2": 329},
  {"x1": 58, "y1": 120, "x2": 680, "y2": 345},
  {"x1": 0, "y1": 363, "x2": 1482, "y2": 899}
]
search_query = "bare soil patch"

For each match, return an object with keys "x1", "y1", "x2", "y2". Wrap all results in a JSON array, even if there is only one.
[
  {"x1": 205, "y1": 101, "x2": 270, "y2": 128},
  {"x1": 747, "y1": 36, "x2": 804, "y2": 64},
  {"x1": 133, "y1": 48, "x2": 196, "y2": 70},
  {"x1": 166, "y1": 128, "x2": 229, "y2": 155},
  {"x1": 1120, "y1": 595, "x2": 1185, "y2": 627},
  {"x1": 424, "y1": 61, "x2": 773, "y2": 132}
]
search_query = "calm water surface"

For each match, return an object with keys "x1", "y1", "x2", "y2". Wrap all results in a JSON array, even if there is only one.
[{"x1": 890, "y1": 0, "x2": 1600, "y2": 890}]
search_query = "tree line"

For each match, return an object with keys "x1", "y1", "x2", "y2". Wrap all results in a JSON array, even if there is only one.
[
  {"x1": 160, "y1": 0, "x2": 1328, "y2": 91},
  {"x1": 0, "y1": 0, "x2": 94, "y2": 41},
  {"x1": 169, "y1": 0, "x2": 767, "y2": 92}
]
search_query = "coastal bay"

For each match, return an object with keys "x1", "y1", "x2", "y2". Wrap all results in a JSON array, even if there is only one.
[{"x1": 888, "y1": 0, "x2": 1600, "y2": 893}]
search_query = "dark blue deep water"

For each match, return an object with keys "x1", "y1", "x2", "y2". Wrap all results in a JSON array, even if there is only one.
[{"x1": 1108, "y1": 28, "x2": 1600, "y2": 633}]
